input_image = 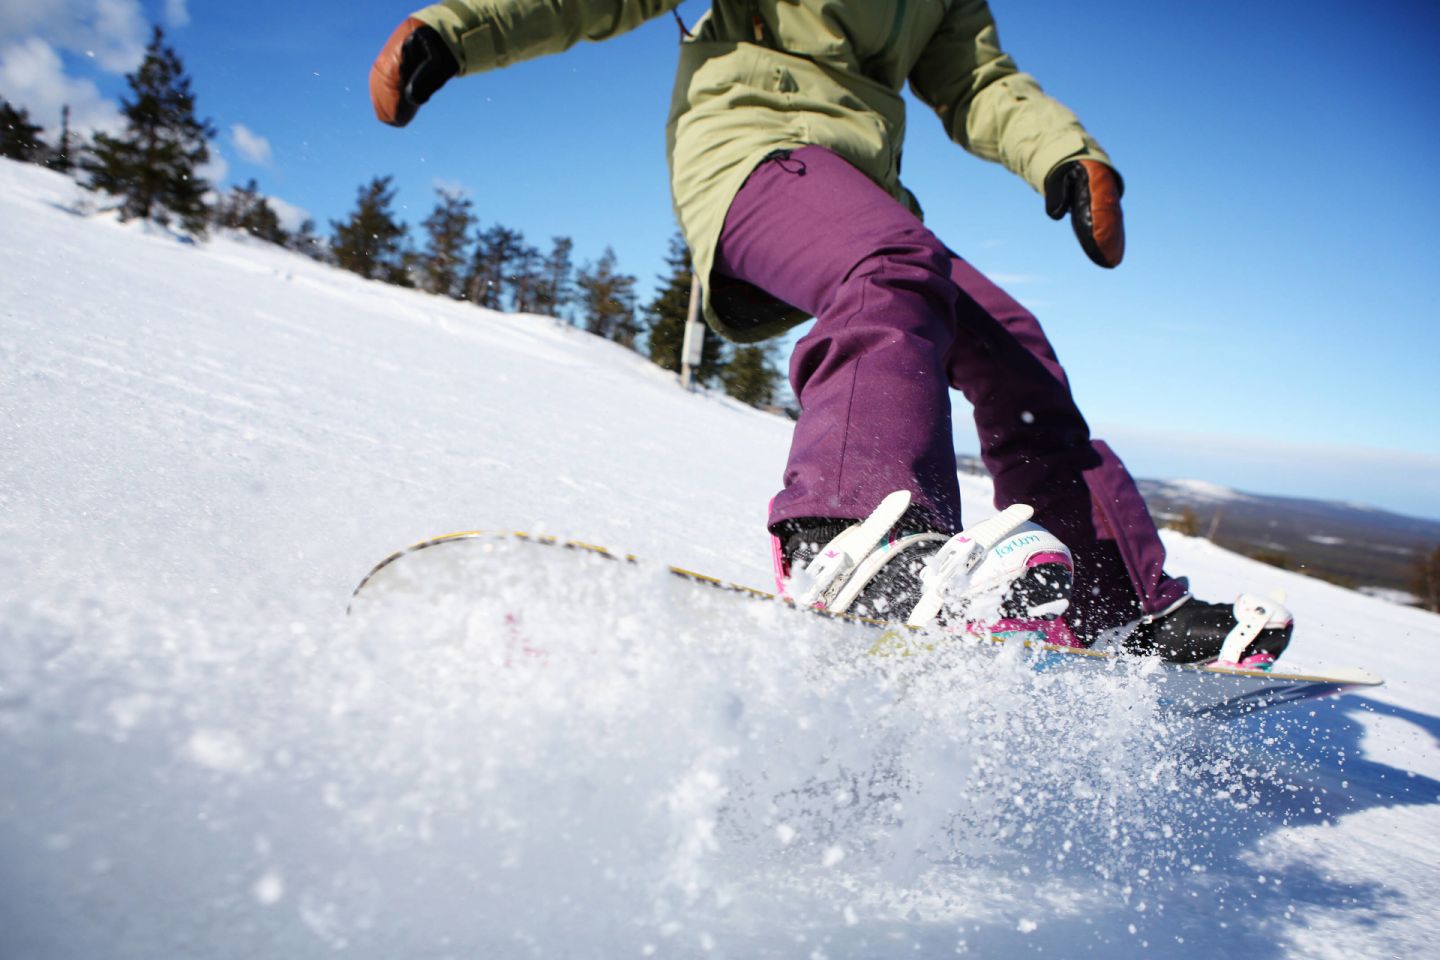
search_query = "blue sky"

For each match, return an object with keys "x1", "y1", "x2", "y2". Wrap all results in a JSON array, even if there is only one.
[{"x1": 4, "y1": 0, "x2": 1439, "y2": 518}]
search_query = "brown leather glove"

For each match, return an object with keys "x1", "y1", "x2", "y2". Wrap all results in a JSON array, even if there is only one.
[
  {"x1": 370, "y1": 17, "x2": 458, "y2": 127},
  {"x1": 1045, "y1": 159, "x2": 1125, "y2": 268}
]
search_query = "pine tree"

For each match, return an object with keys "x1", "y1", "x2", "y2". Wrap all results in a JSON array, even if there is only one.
[
  {"x1": 288, "y1": 218, "x2": 328, "y2": 262},
  {"x1": 214, "y1": 179, "x2": 287, "y2": 244},
  {"x1": 643, "y1": 233, "x2": 726, "y2": 384},
  {"x1": 330, "y1": 176, "x2": 409, "y2": 282},
  {"x1": 722, "y1": 342, "x2": 783, "y2": 409},
  {"x1": 390, "y1": 248, "x2": 420, "y2": 289},
  {"x1": 536, "y1": 236, "x2": 574, "y2": 320},
  {"x1": 82, "y1": 27, "x2": 215, "y2": 235},
  {"x1": 0, "y1": 97, "x2": 50, "y2": 163},
  {"x1": 465, "y1": 224, "x2": 524, "y2": 308},
  {"x1": 1410, "y1": 544, "x2": 1440, "y2": 613},
  {"x1": 47, "y1": 104, "x2": 74, "y2": 173},
  {"x1": 643, "y1": 234, "x2": 688, "y2": 370},
  {"x1": 508, "y1": 242, "x2": 544, "y2": 313},
  {"x1": 420, "y1": 189, "x2": 475, "y2": 299},
  {"x1": 577, "y1": 247, "x2": 639, "y2": 346}
]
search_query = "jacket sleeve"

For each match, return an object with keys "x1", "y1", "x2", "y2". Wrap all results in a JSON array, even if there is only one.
[
  {"x1": 907, "y1": 0, "x2": 1113, "y2": 192},
  {"x1": 413, "y1": 0, "x2": 684, "y2": 75}
]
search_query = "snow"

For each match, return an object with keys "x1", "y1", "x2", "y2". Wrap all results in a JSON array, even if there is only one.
[
  {"x1": 3, "y1": 158, "x2": 1439, "y2": 958},
  {"x1": 1357, "y1": 587, "x2": 1420, "y2": 607},
  {"x1": 1154, "y1": 478, "x2": 1251, "y2": 503}
]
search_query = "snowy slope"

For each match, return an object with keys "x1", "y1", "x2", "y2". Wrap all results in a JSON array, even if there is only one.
[{"x1": 2, "y1": 158, "x2": 1438, "y2": 959}]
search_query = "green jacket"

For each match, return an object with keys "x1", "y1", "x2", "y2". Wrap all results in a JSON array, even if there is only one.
[{"x1": 415, "y1": 0, "x2": 1113, "y2": 342}]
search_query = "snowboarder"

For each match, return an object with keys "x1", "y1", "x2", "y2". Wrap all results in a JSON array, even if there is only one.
[{"x1": 369, "y1": 0, "x2": 1291, "y2": 667}]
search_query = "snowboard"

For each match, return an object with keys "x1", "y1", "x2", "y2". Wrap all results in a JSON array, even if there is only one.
[{"x1": 349, "y1": 530, "x2": 1383, "y2": 719}]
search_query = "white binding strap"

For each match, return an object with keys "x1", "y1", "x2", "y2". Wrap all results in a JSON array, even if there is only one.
[
  {"x1": 830, "y1": 531, "x2": 949, "y2": 614},
  {"x1": 1215, "y1": 593, "x2": 1291, "y2": 665},
  {"x1": 905, "y1": 503, "x2": 1035, "y2": 627},
  {"x1": 796, "y1": 490, "x2": 912, "y2": 609}
]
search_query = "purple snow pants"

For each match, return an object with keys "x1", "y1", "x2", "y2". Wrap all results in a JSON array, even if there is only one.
[{"x1": 713, "y1": 146, "x2": 1188, "y2": 636}]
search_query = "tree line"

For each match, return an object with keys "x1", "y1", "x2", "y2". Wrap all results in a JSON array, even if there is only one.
[{"x1": 0, "y1": 25, "x2": 785, "y2": 412}]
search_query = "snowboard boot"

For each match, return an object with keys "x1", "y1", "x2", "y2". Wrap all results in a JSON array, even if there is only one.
[
  {"x1": 778, "y1": 517, "x2": 948, "y2": 620},
  {"x1": 913, "y1": 515, "x2": 1081, "y2": 645},
  {"x1": 771, "y1": 491, "x2": 1082, "y2": 644},
  {"x1": 1123, "y1": 594, "x2": 1293, "y2": 670}
]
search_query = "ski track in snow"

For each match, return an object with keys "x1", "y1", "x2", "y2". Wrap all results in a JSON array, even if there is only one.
[{"x1": 2, "y1": 159, "x2": 1438, "y2": 958}]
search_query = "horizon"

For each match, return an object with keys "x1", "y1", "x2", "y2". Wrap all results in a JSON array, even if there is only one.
[
  {"x1": 956, "y1": 419, "x2": 1440, "y2": 524},
  {"x1": 952, "y1": 434, "x2": 1440, "y2": 525},
  {"x1": 3, "y1": 0, "x2": 1438, "y2": 520}
]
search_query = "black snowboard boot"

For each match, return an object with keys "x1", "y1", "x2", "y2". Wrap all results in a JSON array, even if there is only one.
[
  {"x1": 779, "y1": 517, "x2": 945, "y2": 620},
  {"x1": 1124, "y1": 595, "x2": 1293, "y2": 668}
]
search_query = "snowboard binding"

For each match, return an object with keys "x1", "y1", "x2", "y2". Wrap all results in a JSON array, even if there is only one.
[
  {"x1": 1124, "y1": 593, "x2": 1294, "y2": 670},
  {"x1": 772, "y1": 491, "x2": 1081, "y2": 643}
]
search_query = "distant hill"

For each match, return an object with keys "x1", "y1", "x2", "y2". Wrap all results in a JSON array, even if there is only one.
[{"x1": 957, "y1": 455, "x2": 1439, "y2": 601}]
